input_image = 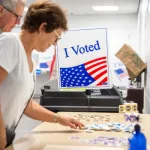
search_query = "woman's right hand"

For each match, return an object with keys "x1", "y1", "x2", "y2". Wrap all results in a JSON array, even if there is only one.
[{"x1": 0, "y1": 126, "x2": 7, "y2": 150}]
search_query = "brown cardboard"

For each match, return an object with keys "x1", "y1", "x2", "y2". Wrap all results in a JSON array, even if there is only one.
[{"x1": 115, "y1": 44, "x2": 146, "y2": 80}]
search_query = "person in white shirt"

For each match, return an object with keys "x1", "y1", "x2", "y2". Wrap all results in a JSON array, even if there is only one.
[
  {"x1": 0, "y1": 1, "x2": 84, "y2": 149},
  {"x1": 0, "y1": 0, "x2": 25, "y2": 32}
]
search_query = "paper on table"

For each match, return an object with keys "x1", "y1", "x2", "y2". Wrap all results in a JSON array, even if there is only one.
[{"x1": 43, "y1": 145, "x2": 124, "y2": 150}]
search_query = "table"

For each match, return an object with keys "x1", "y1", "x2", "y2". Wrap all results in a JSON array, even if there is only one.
[
  {"x1": 43, "y1": 145, "x2": 123, "y2": 150},
  {"x1": 5, "y1": 112, "x2": 150, "y2": 150}
]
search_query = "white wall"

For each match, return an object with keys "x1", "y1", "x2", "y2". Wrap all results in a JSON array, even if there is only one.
[
  {"x1": 145, "y1": 4, "x2": 150, "y2": 111},
  {"x1": 68, "y1": 14, "x2": 138, "y2": 86},
  {"x1": 138, "y1": 0, "x2": 150, "y2": 113},
  {"x1": 68, "y1": 14, "x2": 138, "y2": 52},
  {"x1": 12, "y1": 14, "x2": 138, "y2": 95}
]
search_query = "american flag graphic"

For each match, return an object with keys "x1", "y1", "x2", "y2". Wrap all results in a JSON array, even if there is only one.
[
  {"x1": 39, "y1": 61, "x2": 51, "y2": 69},
  {"x1": 60, "y1": 57, "x2": 108, "y2": 87},
  {"x1": 114, "y1": 68, "x2": 128, "y2": 79}
]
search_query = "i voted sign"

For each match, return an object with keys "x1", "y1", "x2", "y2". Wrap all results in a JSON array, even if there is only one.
[
  {"x1": 64, "y1": 40, "x2": 100, "y2": 58},
  {"x1": 57, "y1": 28, "x2": 110, "y2": 89}
]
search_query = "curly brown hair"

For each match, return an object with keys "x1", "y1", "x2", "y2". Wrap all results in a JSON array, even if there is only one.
[{"x1": 21, "y1": 0, "x2": 68, "y2": 33}]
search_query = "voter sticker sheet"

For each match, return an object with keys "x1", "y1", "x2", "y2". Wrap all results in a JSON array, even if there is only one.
[{"x1": 57, "y1": 28, "x2": 111, "y2": 89}]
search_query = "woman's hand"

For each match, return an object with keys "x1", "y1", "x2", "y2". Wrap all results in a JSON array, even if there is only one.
[{"x1": 56, "y1": 114, "x2": 84, "y2": 129}]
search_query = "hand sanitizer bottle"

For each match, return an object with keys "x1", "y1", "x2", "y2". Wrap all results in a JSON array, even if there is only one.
[{"x1": 128, "y1": 124, "x2": 147, "y2": 150}]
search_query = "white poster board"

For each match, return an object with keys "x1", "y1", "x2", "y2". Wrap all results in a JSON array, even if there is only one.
[{"x1": 57, "y1": 28, "x2": 111, "y2": 89}]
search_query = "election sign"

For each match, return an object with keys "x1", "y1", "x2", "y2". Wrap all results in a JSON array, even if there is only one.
[{"x1": 57, "y1": 28, "x2": 110, "y2": 89}]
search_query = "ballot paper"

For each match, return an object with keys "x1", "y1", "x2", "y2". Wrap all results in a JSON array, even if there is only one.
[{"x1": 43, "y1": 145, "x2": 124, "y2": 150}]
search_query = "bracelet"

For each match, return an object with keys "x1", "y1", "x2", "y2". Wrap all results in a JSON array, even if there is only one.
[{"x1": 53, "y1": 113, "x2": 58, "y2": 123}]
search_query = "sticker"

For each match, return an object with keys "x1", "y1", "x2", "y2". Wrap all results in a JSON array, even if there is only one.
[
  {"x1": 69, "y1": 135, "x2": 128, "y2": 146},
  {"x1": 84, "y1": 129, "x2": 95, "y2": 133},
  {"x1": 69, "y1": 136, "x2": 80, "y2": 140}
]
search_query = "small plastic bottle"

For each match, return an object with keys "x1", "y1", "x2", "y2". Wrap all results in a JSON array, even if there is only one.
[{"x1": 128, "y1": 124, "x2": 147, "y2": 150}]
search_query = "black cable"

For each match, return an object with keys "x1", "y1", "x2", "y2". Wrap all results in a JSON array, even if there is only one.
[
  {"x1": 85, "y1": 89, "x2": 92, "y2": 112},
  {"x1": 87, "y1": 94, "x2": 91, "y2": 112}
]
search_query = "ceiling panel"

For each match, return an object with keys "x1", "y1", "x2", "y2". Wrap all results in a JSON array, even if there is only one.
[{"x1": 25, "y1": 0, "x2": 140, "y2": 15}]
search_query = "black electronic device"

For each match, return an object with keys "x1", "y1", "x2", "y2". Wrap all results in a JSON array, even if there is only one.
[{"x1": 40, "y1": 81, "x2": 123, "y2": 112}]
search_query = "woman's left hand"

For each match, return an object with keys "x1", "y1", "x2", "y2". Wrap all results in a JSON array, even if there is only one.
[{"x1": 56, "y1": 114, "x2": 85, "y2": 129}]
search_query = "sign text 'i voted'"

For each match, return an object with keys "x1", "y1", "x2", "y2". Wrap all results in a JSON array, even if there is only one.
[{"x1": 64, "y1": 40, "x2": 101, "y2": 58}]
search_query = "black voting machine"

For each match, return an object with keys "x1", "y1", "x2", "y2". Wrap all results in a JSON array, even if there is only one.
[{"x1": 40, "y1": 83, "x2": 123, "y2": 112}]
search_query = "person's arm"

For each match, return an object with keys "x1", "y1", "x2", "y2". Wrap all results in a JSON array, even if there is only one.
[
  {"x1": 0, "y1": 34, "x2": 19, "y2": 149},
  {"x1": 0, "y1": 105, "x2": 6, "y2": 150},
  {"x1": 0, "y1": 66, "x2": 8, "y2": 85},
  {"x1": 24, "y1": 100, "x2": 84, "y2": 129},
  {"x1": 0, "y1": 67, "x2": 8, "y2": 149}
]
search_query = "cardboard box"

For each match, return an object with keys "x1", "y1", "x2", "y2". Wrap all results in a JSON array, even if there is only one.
[{"x1": 115, "y1": 44, "x2": 146, "y2": 80}]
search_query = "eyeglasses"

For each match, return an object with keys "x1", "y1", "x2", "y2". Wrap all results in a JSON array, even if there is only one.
[
  {"x1": 3, "y1": 5, "x2": 22, "y2": 22},
  {"x1": 53, "y1": 30, "x2": 61, "y2": 43}
]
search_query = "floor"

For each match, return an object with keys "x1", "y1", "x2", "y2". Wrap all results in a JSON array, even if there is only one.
[{"x1": 14, "y1": 98, "x2": 42, "y2": 141}]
